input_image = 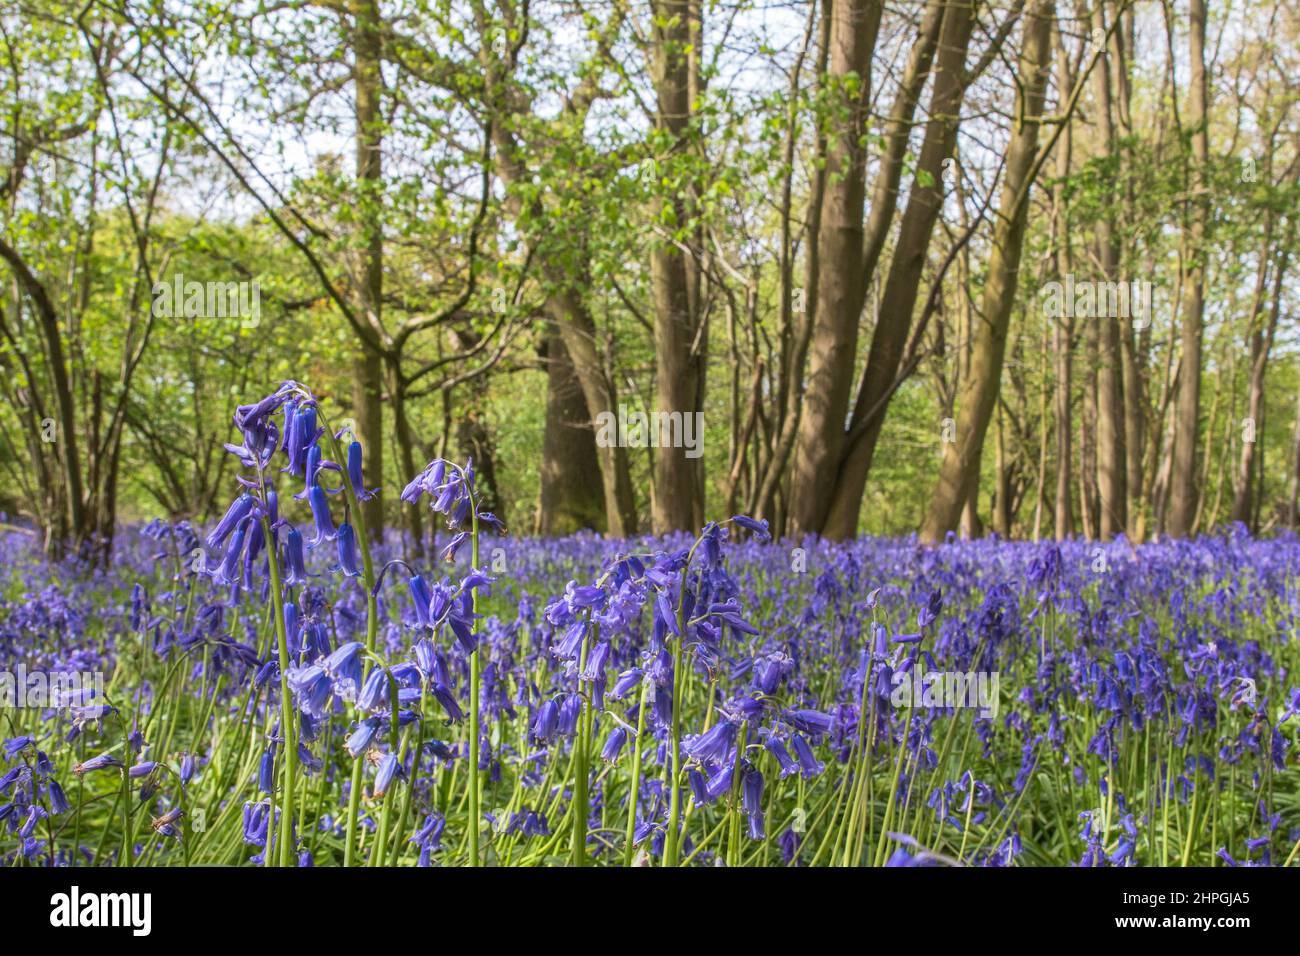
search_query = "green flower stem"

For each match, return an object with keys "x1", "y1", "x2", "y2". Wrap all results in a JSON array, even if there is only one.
[
  {"x1": 390, "y1": 713, "x2": 425, "y2": 864},
  {"x1": 622, "y1": 679, "x2": 651, "y2": 866},
  {"x1": 371, "y1": 673, "x2": 403, "y2": 867},
  {"x1": 570, "y1": 617, "x2": 593, "y2": 867},
  {"x1": 726, "y1": 723, "x2": 749, "y2": 867},
  {"x1": 261, "y1": 513, "x2": 296, "y2": 868},
  {"x1": 872, "y1": 716, "x2": 912, "y2": 867},
  {"x1": 468, "y1": 504, "x2": 482, "y2": 867},
  {"x1": 321, "y1": 419, "x2": 380, "y2": 866},
  {"x1": 662, "y1": 551, "x2": 698, "y2": 867},
  {"x1": 118, "y1": 767, "x2": 132, "y2": 867}
]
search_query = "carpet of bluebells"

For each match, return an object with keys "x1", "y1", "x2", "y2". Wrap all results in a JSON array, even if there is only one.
[{"x1": 2, "y1": 382, "x2": 1299, "y2": 867}]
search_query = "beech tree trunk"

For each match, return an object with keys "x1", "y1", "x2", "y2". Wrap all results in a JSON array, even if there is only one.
[
  {"x1": 539, "y1": 328, "x2": 607, "y2": 534},
  {"x1": 920, "y1": 0, "x2": 1053, "y2": 543},
  {"x1": 1090, "y1": 0, "x2": 1127, "y2": 539},
  {"x1": 1231, "y1": 229, "x2": 1289, "y2": 528},
  {"x1": 352, "y1": 0, "x2": 385, "y2": 539},
  {"x1": 1052, "y1": 17, "x2": 1074, "y2": 540},
  {"x1": 788, "y1": 0, "x2": 882, "y2": 535},
  {"x1": 473, "y1": 9, "x2": 639, "y2": 536},
  {"x1": 650, "y1": 0, "x2": 706, "y2": 533},
  {"x1": 1167, "y1": 0, "x2": 1209, "y2": 537}
]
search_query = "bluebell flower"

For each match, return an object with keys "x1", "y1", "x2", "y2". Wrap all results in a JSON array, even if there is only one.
[
  {"x1": 214, "y1": 523, "x2": 248, "y2": 585},
  {"x1": 2, "y1": 737, "x2": 33, "y2": 759},
  {"x1": 532, "y1": 699, "x2": 559, "y2": 743},
  {"x1": 73, "y1": 753, "x2": 124, "y2": 776},
  {"x1": 258, "y1": 752, "x2": 275, "y2": 793},
  {"x1": 704, "y1": 763, "x2": 734, "y2": 801},
  {"x1": 289, "y1": 664, "x2": 333, "y2": 718},
  {"x1": 151, "y1": 807, "x2": 183, "y2": 840},
  {"x1": 307, "y1": 484, "x2": 336, "y2": 546},
  {"x1": 283, "y1": 526, "x2": 309, "y2": 585},
  {"x1": 208, "y1": 494, "x2": 253, "y2": 549},
  {"x1": 582, "y1": 642, "x2": 611, "y2": 683},
  {"x1": 430, "y1": 683, "x2": 465, "y2": 723},
  {"x1": 48, "y1": 780, "x2": 70, "y2": 815},
  {"x1": 611, "y1": 667, "x2": 644, "y2": 700},
  {"x1": 684, "y1": 721, "x2": 735, "y2": 763},
  {"x1": 790, "y1": 735, "x2": 824, "y2": 778},
  {"x1": 557, "y1": 694, "x2": 582, "y2": 736},
  {"x1": 408, "y1": 575, "x2": 433, "y2": 627},
  {"x1": 373, "y1": 752, "x2": 402, "y2": 797},
  {"x1": 741, "y1": 767, "x2": 765, "y2": 838},
  {"x1": 346, "y1": 441, "x2": 378, "y2": 501},
  {"x1": 19, "y1": 806, "x2": 47, "y2": 839},
  {"x1": 346, "y1": 718, "x2": 382, "y2": 758},
  {"x1": 357, "y1": 668, "x2": 389, "y2": 713},
  {"x1": 601, "y1": 726, "x2": 628, "y2": 763},
  {"x1": 441, "y1": 531, "x2": 470, "y2": 563},
  {"x1": 730, "y1": 514, "x2": 771, "y2": 541},
  {"x1": 785, "y1": 709, "x2": 835, "y2": 736}
]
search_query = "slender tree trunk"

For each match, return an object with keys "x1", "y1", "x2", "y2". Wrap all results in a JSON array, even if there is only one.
[
  {"x1": 1232, "y1": 232, "x2": 1289, "y2": 528},
  {"x1": 457, "y1": 406, "x2": 504, "y2": 522},
  {"x1": 0, "y1": 240, "x2": 88, "y2": 553},
  {"x1": 1052, "y1": 19, "x2": 1074, "y2": 540},
  {"x1": 1167, "y1": 0, "x2": 1209, "y2": 537},
  {"x1": 993, "y1": 407, "x2": 1012, "y2": 536},
  {"x1": 751, "y1": 0, "x2": 831, "y2": 534},
  {"x1": 649, "y1": 0, "x2": 706, "y2": 533},
  {"x1": 1113, "y1": 0, "x2": 1144, "y2": 539},
  {"x1": 1033, "y1": 320, "x2": 1050, "y2": 540},
  {"x1": 548, "y1": 291, "x2": 639, "y2": 535},
  {"x1": 1090, "y1": 0, "x2": 1126, "y2": 538},
  {"x1": 920, "y1": 0, "x2": 1053, "y2": 544},
  {"x1": 352, "y1": 0, "x2": 385, "y2": 539}
]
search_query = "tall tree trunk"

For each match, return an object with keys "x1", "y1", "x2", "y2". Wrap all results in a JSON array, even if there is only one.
[
  {"x1": 993, "y1": 407, "x2": 1012, "y2": 536},
  {"x1": 1052, "y1": 18, "x2": 1074, "y2": 540},
  {"x1": 0, "y1": 240, "x2": 88, "y2": 554},
  {"x1": 1232, "y1": 229, "x2": 1289, "y2": 528},
  {"x1": 539, "y1": 327, "x2": 607, "y2": 534},
  {"x1": 920, "y1": 0, "x2": 1053, "y2": 543},
  {"x1": 1167, "y1": 0, "x2": 1209, "y2": 537},
  {"x1": 548, "y1": 290, "x2": 639, "y2": 535},
  {"x1": 820, "y1": 0, "x2": 975, "y2": 539},
  {"x1": 750, "y1": 0, "x2": 831, "y2": 532},
  {"x1": 472, "y1": 5, "x2": 638, "y2": 537},
  {"x1": 788, "y1": 0, "x2": 882, "y2": 535},
  {"x1": 649, "y1": 0, "x2": 706, "y2": 533},
  {"x1": 352, "y1": 0, "x2": 385, "y2": 539},
  {"x1": 1112, "y1": 0, "x2": 1144, "y2": 539},
  {"x1": 1090, "y1": 0, "x2": 1126, "y2": 538}
]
